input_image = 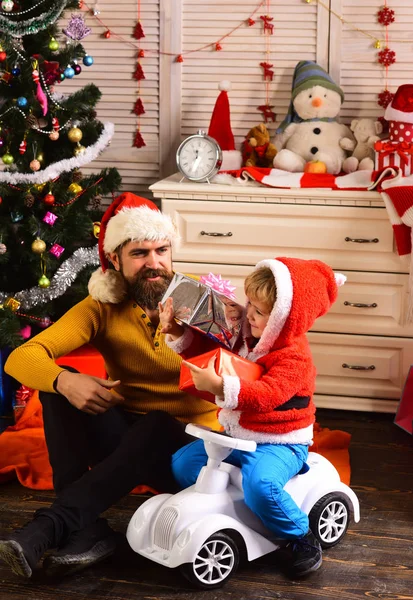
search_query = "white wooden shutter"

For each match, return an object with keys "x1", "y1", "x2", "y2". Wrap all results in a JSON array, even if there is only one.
[
  {"x1": 61, "y1": 0, "x2": 160, "y2": 197},
  {"x1": 181, "y1": 0, "x2": 329, "y2": 149},
  {"x1": 329, "y1": 0, "x2": 413, "y2": 123}
]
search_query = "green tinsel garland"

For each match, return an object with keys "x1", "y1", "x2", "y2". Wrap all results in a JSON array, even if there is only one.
[{"x1": 0, "y1": 0, "x2": 68, "y2": 38}]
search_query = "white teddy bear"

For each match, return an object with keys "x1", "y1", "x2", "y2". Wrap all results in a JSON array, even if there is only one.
[
  {"x1": 342, "y1": 118, "x2": 383, "y2": 173},
  {"x1": 273, "y1": 61, "x2": 356, "y2": 175}
]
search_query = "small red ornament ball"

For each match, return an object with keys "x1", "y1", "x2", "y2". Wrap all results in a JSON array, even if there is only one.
[
  {"x1": 43, "y1": 193, "x2": 55, "y2": 205},
  {"x1": 0, "y1": 51, "x2": 6, "y2": 61},
  {"x1": 103, "y1": 30, "x2": 111, "y2": 39},
  {"x1": 0, "y1": 196, "x2": 2, "y2": 205}
]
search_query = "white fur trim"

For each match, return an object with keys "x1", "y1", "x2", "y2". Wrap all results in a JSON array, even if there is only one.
[
  {"x1": 88, "y1": 267, "x2": 128, "y2": 304},
  {"x1": 219, "y1": 80, "x2": 231, "y2": 92},
  {"x1": 220, "y1": 150, "x2": 242, "y2": 171},
  {"x1": 252, "y1": 259, "x2": 293, "y2": 354},
  {"x1": 165, "y1": 327, "x2": 194, "y2": 354},
  {"x1": 384, "y1": 104, "x2": 413, "y2": 125},
  {"x1": 218, "y1": 410, "x2": 313, "y2": 445},
  {"x1": 104, "y1": 205, "x2": 180, "y2": 254},
  {"x1": 215, "y1": 375, "x2": 240, "y2": 409},
  {"x1": 334, "y1": 273, "x2": 346, "y2": 287}
]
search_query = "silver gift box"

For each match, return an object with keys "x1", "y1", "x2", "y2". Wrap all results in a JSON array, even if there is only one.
[{"x1": 161, "y1": 273, "x2": 244, "y2": 348}]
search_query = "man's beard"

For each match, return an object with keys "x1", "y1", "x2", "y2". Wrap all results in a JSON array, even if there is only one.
[{"x1": 126, "y1": 268, "x2": 173, "y2": 310}]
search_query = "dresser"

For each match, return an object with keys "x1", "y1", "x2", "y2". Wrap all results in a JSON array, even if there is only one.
[{"x1": 150, "y1": 174, "x2": 413, "y2": 414}]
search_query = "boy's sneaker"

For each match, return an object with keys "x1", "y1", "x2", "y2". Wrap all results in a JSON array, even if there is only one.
[
  {"x1": 0, "y1": 517, "x2": 56, "y2": 578},
  {"x1": 288, "y1": 530, "x2": 323, "y2": 577},
  {"x1": 43, "y1": 518, "x2": 118, "y2": 577}
]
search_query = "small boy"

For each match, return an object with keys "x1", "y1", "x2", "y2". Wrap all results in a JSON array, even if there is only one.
[{"x1": 159, "y1": 257, "x2": 345, "y2": 578}]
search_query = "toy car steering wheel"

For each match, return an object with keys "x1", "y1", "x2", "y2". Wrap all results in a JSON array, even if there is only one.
[{"x1": 186, "y1": 423, "x2": 257, "y2": 453}]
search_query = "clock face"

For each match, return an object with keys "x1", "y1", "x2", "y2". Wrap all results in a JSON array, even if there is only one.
[{"x1": 177, "y1": 134, "x2": 222, "y2": 181}]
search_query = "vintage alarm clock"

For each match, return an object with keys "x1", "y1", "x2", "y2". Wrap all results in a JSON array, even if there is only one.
[{"x1": 176, "y1": 130, "x2": 222, "y2": 182}]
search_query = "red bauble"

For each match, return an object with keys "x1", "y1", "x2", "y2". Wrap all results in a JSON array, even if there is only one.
[
  {"x1": 378, "y1": 47, "x2": 396, "y2": 67},
  {"x1": 43, "y1": 193, "x2": 55, "y2": 205},
  {"x1": 378, "y1": 89, "x2": 394, "y2": 108},
  {"x1": 0, "y1": 52, "x2": 6, "y2": 61},
  {"x1": 138, "y1": 49, "x2": 145, "y2": 58},
  {"x1": 377, "y1": 6, "x2": 395, "y2": 26},
  {"x1": 103, "y1": 30, "x2": 111, "y2": 39},
  {"x1": 0, "y1": 196, "x2": 2, "y2": 204}
]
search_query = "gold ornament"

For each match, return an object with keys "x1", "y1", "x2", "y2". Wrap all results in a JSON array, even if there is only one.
[
  {"x1": 68, "y1": 127, "x2": 83, "y2": 143},
  {"x1": 31, "y1": 237, "x2": 46, "y2": 254},
  {"x1": 68, "y1": 182, "x2": 83, "y2": 194},
  {"x1": 93, "y1": 221, "x2": 101, "y2": 238},
  {"x1": 34, "y1": 182, "x2": 47, "y2": 192},
  {"x1": 38, "y1": 274, "x2": 51, "y2": 288},
  {"x1": 375, "y1": 40, "x2": 381, "y2": 49},
  {"x1": 37, "y1": 152, "x2": 44, "y2": 163},
  {"x1": 73, "y1": 144, "x2": 86, "y2": 156},
  {"x1": 4, "y1": 296, "x2": 21, "y2": 312}
]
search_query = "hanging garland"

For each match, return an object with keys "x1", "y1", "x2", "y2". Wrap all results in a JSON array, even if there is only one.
[
  {"x1": 376, "y1": 2, "x2": 396, "y2": 108},
  {"x1": 258, "y1": 0, "x2": 276, "y2": 123},
  {"x1": 132, "y1": 0, "x2": 145, "y2": 148},
  {"x1": 0, "y1": 0, "x2": 68, "y2": 37}
]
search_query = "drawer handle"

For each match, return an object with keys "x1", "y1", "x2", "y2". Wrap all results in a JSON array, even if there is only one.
[
  {"x1": 200, "y1": 230, "x2": 233, "y2": 237},
  {"x1": 344, "y1": 301, "x2": 378, "y2": 309},
  {"x1": 345, "y1": 237, "x2": 379, "y2": 243},
  {"x1": 342, "y1": 363, "x2": 376, "y2": 371}
]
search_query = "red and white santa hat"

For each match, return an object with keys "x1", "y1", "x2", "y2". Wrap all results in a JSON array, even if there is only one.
[
  {"x1": 385, "y1": 84, "x2": 413, "y2": 138},
  {"x1": 88, "y1": 192, "x2": 179, "y2": 304},
  {"x1": 208, "y1": 81, "x2": 242, "y2": 171}
]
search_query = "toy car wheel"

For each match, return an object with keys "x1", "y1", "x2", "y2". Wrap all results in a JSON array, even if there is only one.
[
  {"x1": 179, "y1": 531, "x2": 239, "y2": 589},
  {"x1": 309, "y1": 492, "x2": 350, "y2": 549}
]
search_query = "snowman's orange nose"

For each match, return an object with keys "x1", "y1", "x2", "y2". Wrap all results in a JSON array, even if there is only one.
[{"x1": 312, "y1": 97, "x2": 323, "y2": 108}]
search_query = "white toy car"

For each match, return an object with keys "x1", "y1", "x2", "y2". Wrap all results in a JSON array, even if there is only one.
[{"x1": 127, "y1": 424, "x2": 360, "y2": 589}]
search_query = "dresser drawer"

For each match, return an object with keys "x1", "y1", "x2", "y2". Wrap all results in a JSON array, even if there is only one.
[
  {"x1": 308, "y1": 332, "x2": 413, "y2": 401},
  {"x1": 164, "y1": 199, "x2": 405, "y2": 273},
  {"x1": 176, "y1": 263, "x2": 413, "y2": 338}
]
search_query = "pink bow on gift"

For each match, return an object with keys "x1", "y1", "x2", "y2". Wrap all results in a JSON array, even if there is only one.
[{"x1": 199, "y1": 273, "x2": 237, "y2": 300}]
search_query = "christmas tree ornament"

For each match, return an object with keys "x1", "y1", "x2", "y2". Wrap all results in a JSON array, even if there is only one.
[
  {"x1": 10, "y1": 211, "x2": 23, "y2": 222},
  {"x1": 377, "y1": 6, "x2": 395, "y2": 26},
  {"x1": 34, "y1": 182, "x2": 46, "y2": 192},
  {"x1": 93, "y1": 221, "x2": 101, "y2": 238},
  {"x1": 378, "y1": 89, "x2": 394, "y2": 108},
  {"x1": 74, "y1": 64, "x2": 82, "y2": 75},
  {"x1": 133, "y1": 62, "x2": 145, "y2": 81},
  {"x1": 20, "y1": 324, "x2": 31, "y2": 339},
  {"x1": 0, "y1": 51, "x2": 6, "y2": 62},
  {"x1": 68, "y1": 127, "x2": 83, "y2": 142},
  {"x1": 374, "y1": 40, "x2": 381, "y2": 49},
  {"x1": 32, "y1": 62, "x2": 48, "y2": 116},
  {"x1": 49, "y1": 131, "x2": 59, "y2": 140},
  {"x1": 215, "y1": 43, "x2": 222, "y2": 51},
  {"x1": 133, "y1": 97, "x2": 145, "y2": 116},
  {"x1": 0, "y1": 195, "x2": 2, "y2": 204},
  {"x1": 58, "y1": 71, "x2": 65, "y2": 82},
  {"x1": 11, "y1": 67, "x2": 20, "y2": 76},
  {"x1": 30, "y1": 159, "x2": 41, "y2": 171},
  {"x1": 38, "y1": 274, "x2": 51, "y2": 288},
  {"x1": 83, "y1": 54, "x2": 94, "y2": 66},
  {"x1": 176, "y1": 54, "x2": 184, "y2": 63},
  {"x1": 63, "y1": 13, "x2": 91, "y2": 40},
  {"x1": 37, "y1": 152, "x2": 44, "y2": 163},
  {"x1": 0, "y1": 242, "x2": 6, "y2": 254},
  {"x1": 24, "y1": 192, "x2": 34, "y2": 207},
  {"x1": 43, "y1": 192, "x2": 55, "y2": 205},
  {"x1": 133, "y1": 21, "x2": 145, "y2": 40},
  {"x1": 103, "y1": 30, "x2": 111, "y2": 39},
  {"x1": 52, "y1": 116, "x2": 60, "y2": 130},
  {"x1": 4, "y1": 297, "x2": 20, "y2": 312},
  {"x1": 72, "y1": 169, "x2": 83, "y2": 182},
  {"x1": 1, "y1": 0, "x2": 14, "y2": 12},
  {"x1": 31, "y1": 238, "x2": 46, "y2": 254},
  {"x1": 43, "y1": 211, "x2": 58, "y2": 225},
  {"x1": 73, "y1": 144, "x2": 86, "y2": 156},
  {"x1": 19, "y1": 139, "x2": 27, "y2": 154},
  {"x1": 16, "y1": 96, "x2": 28, "y2": 107},
  {"x1": 49, "y1": 37, "x2": 59, "y2": 51},
  {"x1": 68, "y1": 182, "x2": 82, "y2": 194},
  {"x1": 133, "y1": 129, "x2": 146, "y2": 148},
  {"x1": 0, "y1": 138, "x2": 4, "y2": 148},
  {"x1": 247, "y1": 18, "x2": 255, "y2": 26},
  {"x1": 39, "y1": 316, "x2": 52, "y2": 328},
  {"x1": 49, "y1": 243, "x2": 64, "y2": 258},
  {"x1": 63, "y1": 66, "x2": 75, "y2": 79},
  {"x1": 378, "y1": 47, "x2": 396, "y2": 67},
  {"x1": 91, "y1": 195, "x2": 101, "y2": 209},
  {"x1": 138, "y1": 49, "x2": 144, "y2": 58},
  {"x1": 2, "y1": 153, "x2": 13, "y2": 164}
]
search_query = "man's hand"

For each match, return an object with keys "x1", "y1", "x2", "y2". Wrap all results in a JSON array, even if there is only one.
[
  {"x1": 158, "y1": 298, "x2": 184, "y2": 339},
  {"x1": 182, "y1": 356, "x2": 223, "y2": 396},
  {"x1": 56, "y1": 371, "x2": 125, "y2": 415}
]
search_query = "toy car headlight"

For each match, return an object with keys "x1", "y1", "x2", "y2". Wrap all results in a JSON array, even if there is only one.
[{"x1": 176, "y1": 529, "x2": 191, "y2": 549}]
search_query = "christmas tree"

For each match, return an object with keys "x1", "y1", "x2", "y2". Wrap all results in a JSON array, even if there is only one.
[{"x1": 0, "y1": 0, "x2": 121, "y2": 352}]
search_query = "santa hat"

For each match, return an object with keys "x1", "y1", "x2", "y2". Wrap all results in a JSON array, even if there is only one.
[
  {"x1": 385, "y1": 84, "x2": 413, "y2": 124},
  {"x1": 276, "y1": 60, "x2": 344, "y2": 133},
  {"x1": 381, "y1": 171, "x2": 413, "y2": 322},
  {"x1": 208, "y1": 80, "x2": 242, "y2": 171},
  {"x1": 88, "y1": 192, "x2": 179, "y2": 304}
]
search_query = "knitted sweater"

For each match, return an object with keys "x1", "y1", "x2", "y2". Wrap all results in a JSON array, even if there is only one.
[{"x1": 5, "y1": 295, "x2": 219, "y2": 429}]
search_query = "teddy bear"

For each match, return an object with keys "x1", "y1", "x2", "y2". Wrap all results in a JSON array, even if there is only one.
[
  {"x1": 242, "y1": 123, "x2": 277, "y2": 168},
  {"x1": 273, "y1": 61, "x2": 356, "y2": 174},
  {"x1": 342, "y1": 119, "x2": 384, "y2": 173}
]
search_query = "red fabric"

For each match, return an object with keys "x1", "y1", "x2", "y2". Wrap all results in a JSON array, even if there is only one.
[
  {"x1": 208, "y1": 90, "x2": 235, "y2": 151},
  {"x1": 55, "y1": 344, "x2": 107, "y2": 377},
  {"x1": 393, "y1": 223, "x2": 412, "y2": 256}
]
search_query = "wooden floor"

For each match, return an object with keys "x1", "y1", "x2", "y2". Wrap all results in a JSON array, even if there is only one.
[{"x1": 0, "y1": 408, "x2": 412, "y2": 600}]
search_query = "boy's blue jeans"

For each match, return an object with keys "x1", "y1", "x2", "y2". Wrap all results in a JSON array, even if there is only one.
[{"x1": 172, "y1": 439, "x2": 310, "y2": 539}]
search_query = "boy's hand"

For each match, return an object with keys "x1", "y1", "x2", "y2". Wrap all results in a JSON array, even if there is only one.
[
  {"x1": 158, "y1": 298, "x2": 185, "y2": 339},
  {"x1": 182, "y1": 356, "x2": 224, "y2": 396}
]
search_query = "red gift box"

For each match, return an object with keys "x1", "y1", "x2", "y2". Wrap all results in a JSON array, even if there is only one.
[
  {"x1": 179, "y1": 347, "x2": 264, "y2": 403},
  {"x1": 374, "y1": 139, "x2": 413, "y2": 176},
  {"x1": 56, "y1": 344, "x2": 106, "y2": 378},
  {"x1": 394, "y1": 365, "x2": 413, "y2": 435}
]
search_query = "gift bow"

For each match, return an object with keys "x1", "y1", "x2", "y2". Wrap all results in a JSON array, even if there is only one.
[
  {"x1": 199, "y1": 273, "x2": 237, "y2": 300},
  {"x1": 15, "y1": 384, "x2": 34, "y2": 404},
  {"x1": 375, "y1": 140, "x2": 413, "y2": 166}
]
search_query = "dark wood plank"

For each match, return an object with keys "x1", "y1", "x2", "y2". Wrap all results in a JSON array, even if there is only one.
[{"x1": 1, "y1": 409, "x2": 413, "y2": 599}]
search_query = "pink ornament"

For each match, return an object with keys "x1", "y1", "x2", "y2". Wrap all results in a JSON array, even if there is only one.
[
  {"x1": 49, "y1": 243, "x2": 64, "y2": 257},
  {"x1": 43, "y1": 211, "x2": 58, "y2": 225},
  {"x1": 20, "y1": 324, "x2": 32, "y2": 339},
  {"x1": 39, "y1": 316, "x2": 52, "y2": 328},
  {"x1": 30, "y1": 159, "x2": 41, "y2": 171},
  {"x1": 49, "y1": 131, "x2": 59, "y2": 141},
  {"x1": 199, "y1": 273, "x2": 237, "y2": 300}
]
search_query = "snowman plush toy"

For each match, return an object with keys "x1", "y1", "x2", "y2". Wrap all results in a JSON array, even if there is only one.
[{"x1": 273, "y1": 61, "x2": 355, "y2": 174}]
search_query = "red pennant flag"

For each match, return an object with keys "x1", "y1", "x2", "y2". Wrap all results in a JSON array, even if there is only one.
[
  {"x1": 133, "y1": 62, "x2": 145, "y2": 81},
  {"x1": 133, "y1": 21, "x2": 145, "y2": 40},
  {"x1": 133, "y1": 98, "x2": 145, "y2": 116},
  {"x1": 133, "y1": 129, "x2": 146, "y2": 148}
]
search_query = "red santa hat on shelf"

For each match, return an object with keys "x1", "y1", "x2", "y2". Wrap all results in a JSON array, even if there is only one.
[
  {"x1": 88, "y1": 192, "x2": 179, "y2": 304},
  {"x1": 208, "y1": 80, "x2": 242, "y2": 171},
  {"x1": 385, "y1": 85, "x2": 413, "y2": 143}
]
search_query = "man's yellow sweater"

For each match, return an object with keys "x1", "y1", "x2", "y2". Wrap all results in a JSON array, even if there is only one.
[{"x1": 5, "y1": 295, "x2": 219, "y2": 429}]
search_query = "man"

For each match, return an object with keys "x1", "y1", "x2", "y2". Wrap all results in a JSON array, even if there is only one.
[{"x1": 1, "y1": 192, "x2": 218, "y2": 579}]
